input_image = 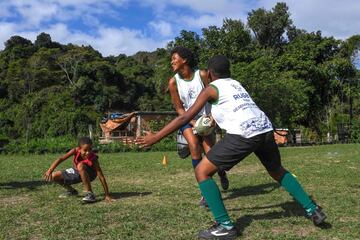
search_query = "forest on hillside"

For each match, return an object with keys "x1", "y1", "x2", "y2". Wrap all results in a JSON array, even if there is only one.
[{"x1": 0, "y1": 2, "x2": 359, "y2": 147}]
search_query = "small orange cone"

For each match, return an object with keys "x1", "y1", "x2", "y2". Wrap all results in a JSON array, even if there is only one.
[{"x1": 162, "y1": 155, "x2": 168, "y2": 166}]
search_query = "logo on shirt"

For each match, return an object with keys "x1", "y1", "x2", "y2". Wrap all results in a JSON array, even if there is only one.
[
  {"x1": 239, "y1": 114, "x2": 272, "y2": 136},
  {"x1": 188, "y1": 89, "x2": 197, "y2": 99},
  {"x1": 233, "y1": 93, "x2": 250, "y2": 101},
  {"x1": 231, "y1": 83, "x2": 242, "y2": 91}
]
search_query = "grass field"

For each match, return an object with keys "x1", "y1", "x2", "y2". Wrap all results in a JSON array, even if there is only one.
[{"x1": 0, "y1": 144, "x2": 359, "y2": 240}]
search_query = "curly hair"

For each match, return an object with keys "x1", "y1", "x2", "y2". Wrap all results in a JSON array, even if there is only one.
[{"x1": 171, "y1": 46, "x2": 197, "y2": 69}]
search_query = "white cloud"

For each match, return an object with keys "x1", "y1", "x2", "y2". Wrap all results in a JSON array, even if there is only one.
[
  {"x1": 143, "y1": 0, "x2": 360, "y2": 40},
  {"x1": 149, "y1": 20, "x2": 172, "y2": 37},
  {"x1": 1, "y1": 0, "x2": 360, "y2": 56},
  {"x1": 91, "y1": 27, "x2": 166, "y2": 56},
  {"x1": 0, "y1": 0, "x2": 167, "y2": 56},
  {"x1": 251, "y1": 0, "x2": 360, "y2": 39},
  {"x1": 0, "y1": 22, "x2": 165, "y2": 56},
  {"x1": 0, "y1": 0, "x2": 129, "y2": 28},
  {"x1": 141, "y1": 0, "x2": 249, "y2": 30}
]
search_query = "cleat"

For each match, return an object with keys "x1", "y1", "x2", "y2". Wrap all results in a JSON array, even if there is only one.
[
  {"x1": 308, "y1": 206, "x2": 327, "y2": 225},
  {"x1": 198, "y1": 223, "x2": 237, "y2": 239},
  {"x1": 59, "y1": 189, "x2": 78, "y2": 198},
  {"x1": 218, "y1": 171, "x2": 229, "y2": 191},
  {"x1": 82, "y1": 191, "x2": 96, "y2": 203}
]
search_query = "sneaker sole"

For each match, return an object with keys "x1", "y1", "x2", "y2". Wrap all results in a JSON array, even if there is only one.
[
  {"x1": 314, "y1": 214, "x2": 327, "y2": 225},
  {"x1": 82, "y1": 198, "x2": 96, "y2": 203},
  {"x1": 198, "y1": 234, "x2": 237, "y2": 240}
]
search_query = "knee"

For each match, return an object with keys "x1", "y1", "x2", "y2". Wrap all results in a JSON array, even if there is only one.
[
  {"x1": 188, "y1": 140, "x2": 201, "y2": 154},
  {"x1": 268, "y1": 166, "x2": 286, "y2": 182},
  {"x1": 51, "y1": 171, "x2": 63, "y2": 182},
  {"x1": 51, "y1": 172, "x2": 57, "y2": 180},
  {"x1": 195, "y1": 165, "x2": 211, "y2": 183},
  {"x1": 77, "y1": 163, "x2": 86, "y2": 172}
]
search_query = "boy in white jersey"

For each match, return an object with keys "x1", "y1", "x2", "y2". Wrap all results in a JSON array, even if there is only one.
[
  {"x1": 168, "y1": 47, "x2": 229, "y2": 206},
  {"x1": 137, "y1": 55, "x2": 327, "y2": 239}
]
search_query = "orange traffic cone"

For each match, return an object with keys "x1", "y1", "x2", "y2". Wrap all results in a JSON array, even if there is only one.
[{"x1": 162, "y1": 155, "x2": 168, "y2": 166}]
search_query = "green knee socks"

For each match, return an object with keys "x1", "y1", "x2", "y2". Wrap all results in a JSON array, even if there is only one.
[
  {"x1": 199, "y1": 178, "x2": 233, "y2": 229},
  {"x1": 280, "y1": 172, "x2": 317, "y2": 214}
]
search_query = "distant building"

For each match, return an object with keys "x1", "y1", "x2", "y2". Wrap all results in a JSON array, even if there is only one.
[{"x1": 99, "y1": 111, "x2": 177, "y2": 144}]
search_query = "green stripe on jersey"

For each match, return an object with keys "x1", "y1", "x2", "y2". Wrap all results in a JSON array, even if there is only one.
[{"x1": 209, "y1": 84, "x2": 219, "y2": 105}]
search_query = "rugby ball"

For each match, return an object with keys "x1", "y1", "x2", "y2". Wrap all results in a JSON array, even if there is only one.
[{"x1": 194, "y1": 115, "x2": 215, "y2": 136}]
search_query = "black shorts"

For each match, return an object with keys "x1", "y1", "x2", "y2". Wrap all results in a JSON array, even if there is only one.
[
  {"x1": 61, "y1": 165, "x2": 97, "y2": 185},
  {"x1": 206, "y1": 131, "x2": 281, "y2": 172}
]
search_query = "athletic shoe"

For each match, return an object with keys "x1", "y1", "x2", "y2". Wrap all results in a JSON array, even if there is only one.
[
  {"x1": 82, "y1": 192, "x2": 96, "y2": 203},
  {"x1": 218, "y1": 171, "x2": 229, "y2": 191},
  {"x1": 198, "y1": 223, "x2": 237, "y2": 239},
  {"x1": 59, "y1": 189, "x2": 78, "y2": 198},
  {"x1": 199, "y1": 196, "x2": 209, "y2": 208},
  {"x1": 308, "y1": 206, "x2": 327, "y2": 225}
]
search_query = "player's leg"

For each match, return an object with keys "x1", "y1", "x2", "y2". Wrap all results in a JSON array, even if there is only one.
[
  {"x1": 202, "y1": 134, "x2": 230, "y2": 191},
  {"x1": 255, "y1": 131, "x2": 326, "y2": 225},
  {"x1": 195, "y1": 134, "x2": 255, "y2": 239},
  {"x1": 195, "y1": 157, "x2": 237, "y2": 239},
  {"x1": 52, "y1": 170, "x2": 78, "y2": 198},
  {"x1": 181, "y1": 125, "x2": 208, "y2": 206},
  {"x1": 77, "y1": 163, "x2": 92, "y2": 192},
  {"x1": 77, "y1": 163, "x2": 96, "y2": 203},
  {"x1": 182, "y1": 125, "x2": 202, "y2": 168}
]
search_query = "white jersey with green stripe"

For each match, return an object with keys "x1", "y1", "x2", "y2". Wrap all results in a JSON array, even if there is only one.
[
  {"x1": 210, "y1": 78, "x2": 273, "y2": 138},
  {"x1": 175, "y1": 69, "x2": 210, "y2": 118}
]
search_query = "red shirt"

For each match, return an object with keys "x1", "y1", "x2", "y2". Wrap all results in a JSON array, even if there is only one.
[{"x1": 73, "y1": 147, "x2": 97, "y2": 169}]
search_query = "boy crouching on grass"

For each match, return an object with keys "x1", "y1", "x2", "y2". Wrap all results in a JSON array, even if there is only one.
[{"x1": 44, "y1": 137, "x2": 113, "y2": 203}]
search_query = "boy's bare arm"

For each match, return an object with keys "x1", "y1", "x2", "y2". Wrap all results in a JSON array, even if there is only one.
[
  {"x1": 44, "y1": 149, "x2": 75, "y2": 181},
  {"x1": 93, "y1": 159, "x2": 114, "y2": 202}
]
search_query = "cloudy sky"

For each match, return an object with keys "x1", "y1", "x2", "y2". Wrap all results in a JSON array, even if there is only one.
[{"x1": 0, "y1": 0, "x2": 359, "y2": 56}]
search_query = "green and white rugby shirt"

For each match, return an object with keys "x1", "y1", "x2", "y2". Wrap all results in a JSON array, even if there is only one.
[{"x1": 210, "y1": 78, "x2": 273, "y2": 138}]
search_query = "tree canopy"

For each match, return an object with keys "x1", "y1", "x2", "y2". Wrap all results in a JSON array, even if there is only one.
[{"x1": 0, "y1": 2, "x2": 359, "y2": 143}]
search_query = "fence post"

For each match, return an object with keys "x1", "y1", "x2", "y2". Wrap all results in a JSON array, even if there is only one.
[
  {"x1": 136, "y1": 115, "x2": 142, "y2": 137},
  {"x1": 88, "y1": 124, "x2": 93, "y2": 139}
]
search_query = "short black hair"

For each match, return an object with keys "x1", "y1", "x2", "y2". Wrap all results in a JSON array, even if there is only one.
[
  {"x1": 171, "y1": 46, "x2": 197, "y2": 69},
  {"x1": 207, "y1": 55, "x2": 231, "y2": 78},
  {"x1": 78, "y1": 137, "x2": 93, "y2": 146}
]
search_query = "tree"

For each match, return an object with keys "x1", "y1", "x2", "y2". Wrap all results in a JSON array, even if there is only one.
[{"x1": 248, "y1": 2, "x2": 292, "y2": 48}]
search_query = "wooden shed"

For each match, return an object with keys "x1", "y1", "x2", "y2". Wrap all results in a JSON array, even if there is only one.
[{"x1": 99, "y1": 111, "x2": 177, "y2": 144}]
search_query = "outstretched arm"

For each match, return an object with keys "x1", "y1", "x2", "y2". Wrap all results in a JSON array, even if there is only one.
[
  {"x1": 93, "y1": 158, "x2": 114, "y2": 202},
  {"x1": 44, "y1": 149, "x2": 76, "y2": 181},
  {"x1": 136, "y1": 86, "x2": 218, "y2": 147}
]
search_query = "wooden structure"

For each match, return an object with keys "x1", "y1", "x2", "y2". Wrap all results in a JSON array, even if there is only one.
[{"x1": 99, "y1": 111, "x2": 177, "y2": 144}]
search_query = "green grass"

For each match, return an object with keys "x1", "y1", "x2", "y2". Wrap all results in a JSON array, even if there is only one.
[{"x1": 0, "y1": 144, "x2": 359, "y2": 240}]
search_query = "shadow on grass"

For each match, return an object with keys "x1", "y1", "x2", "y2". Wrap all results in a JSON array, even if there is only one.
[
  {"x1": 223, "y1": 182, "x2": 279, "y2": 200},
  {"x1": 80, "y1": 192, "x2": 152, "y2": 204},
  {"x1": 0, "y1": 180, "x2": 47, "y2": 190},
  {"x1": 100, "y1": 191, "x2": 152, "y2": 199},
  {"x1": 230, "y1": 200, "x2": 332, "y2": 236}
]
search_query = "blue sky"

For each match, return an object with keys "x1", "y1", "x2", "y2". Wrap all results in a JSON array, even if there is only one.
[{"x1": 0, "y1": 0, "x2": 360, "y2": 56}]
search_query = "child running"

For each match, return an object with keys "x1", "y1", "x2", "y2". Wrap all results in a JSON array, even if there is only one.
[
  {"x1": 169, "y1": 46, "x2": 229, "y2": 206},
  {"x1": 44, "y1": 137, "x2": 113, "y2": 203},
  {"x1": 136, "y1": 55, "x2": 327, "y2": 239}
]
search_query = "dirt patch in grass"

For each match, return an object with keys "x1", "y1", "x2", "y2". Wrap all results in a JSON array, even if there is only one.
[{"x1": 0, "y1": 195, "x2": 32, "y2": 206}]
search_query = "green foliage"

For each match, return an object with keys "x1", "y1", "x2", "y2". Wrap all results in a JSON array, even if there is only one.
[
  {"x1": 0, "y1": 2, "x2": 359, "y2": 148},
  {"x1": 2, "y1": 136, "x2": 76, "y2": 154}
]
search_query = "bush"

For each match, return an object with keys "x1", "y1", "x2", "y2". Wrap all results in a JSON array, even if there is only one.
[{"x1": 3, "y1": 136, "x2": 76, "y2": 154}]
